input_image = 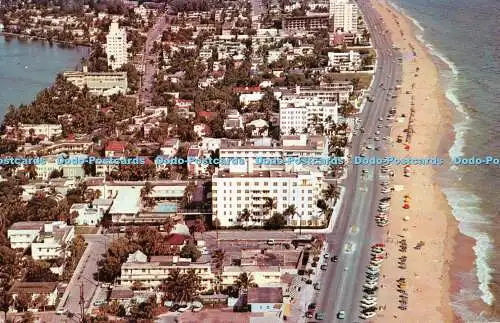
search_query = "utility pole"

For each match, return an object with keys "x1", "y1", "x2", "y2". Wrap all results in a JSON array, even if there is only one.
[{"x1": 79, "y1": 282, "x2": 86, "y2": 323}]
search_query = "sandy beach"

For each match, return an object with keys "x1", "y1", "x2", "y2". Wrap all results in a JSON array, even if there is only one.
[{"x1": 369, "y1": 0, "x2": 459, "y2": 322}]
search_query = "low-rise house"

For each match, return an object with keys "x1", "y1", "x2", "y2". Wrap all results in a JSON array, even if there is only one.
[
  {"x1": 246, "y1": 119, "x2": 269, "y2": 137},
  {"x1": 105, "y1": 141, "x2": 127, "y2": 157},
  {"x1": 31, "y1": 222, "x2": 75, "y2": 260},
  {"x1": 70, "y1": 203, "x2": 102, "y2": 225},
  {"x1": 223, "y1": 109, "x2": 244, "y2": 131},
  {"x1": 247, "y1": 287, "x2": 284, "y2": 315},
  {"x1": 8, "y1": 282, "x2": 59, "y2": 311},
  {"x1": 160, "y1": 138, "x2": 180, "y2": 156}
]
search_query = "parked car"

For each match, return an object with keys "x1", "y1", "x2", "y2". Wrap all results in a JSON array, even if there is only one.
[
  {"x1": 331, "y1": 255, "x2": 339, "y2": 262},
  {"x1": 315, "y1": 312, "x2": 326, "y2": 320},
  {"x1": 337, "y1": 310, "x2": 346, "y2": 319}
]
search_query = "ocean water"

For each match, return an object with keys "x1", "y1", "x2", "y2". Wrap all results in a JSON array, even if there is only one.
[
  {"x1": 388, "y1": 0, "x2": 500, "y2": 320},
  {"x1": 0, "y1": 36, "x2": 88, "y2": 115}
]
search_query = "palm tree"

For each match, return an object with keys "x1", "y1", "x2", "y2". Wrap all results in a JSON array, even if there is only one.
[
  {"x1": 237, "y1": 208, "x2": 251, "y2": 224},
  {"x1": 263, "y1": 197, "x2": 276, "y2": 220},
  {"x1": 211, "y1": 249, "x2": 225, "y2": 272},
  {"x1": 283, "y1": 204, "x2": 296, "y2": 223},
  {"x1": 234, "y1": 272, "x2": 257, "y2": 294}
]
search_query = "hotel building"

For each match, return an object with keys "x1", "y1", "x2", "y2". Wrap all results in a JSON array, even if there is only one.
[
  {"x1": 212, "y1": 170, "x2": 325, "y2": 227},
  {"x1": 329, "y1": 0, "x2": 358, "y2": 33},
  {"x1": 63, "y1": 70, "x2": 128, "y2": 96},
  {"x1": 106, "y1": 22, "x2": 128, "y2": 70},
  {"x1": 279, "y1": 96, "x2": 339, "y2": 135}
]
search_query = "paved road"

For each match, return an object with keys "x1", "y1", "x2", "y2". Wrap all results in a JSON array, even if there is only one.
[
  {"x1": 312, "y1": 0, "x2": 403, "y2": 322},
  {"x1": 139, "y1": 12, "x2": 170, "y2": 106},
  {"x1": 56, "y1": 234, "x2": 114, "y2": 321}
]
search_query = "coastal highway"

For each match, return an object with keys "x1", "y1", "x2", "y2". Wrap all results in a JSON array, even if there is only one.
[{"x1": 312, "y1": 0, "x2": 403, "y2": 321}]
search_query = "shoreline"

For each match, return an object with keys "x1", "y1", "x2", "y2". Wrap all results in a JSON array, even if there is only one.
[
  {"x1": 0, "y1": 32, "x2": 91, "y2": 47},
  {"x1": 368, "y1": 0, "x2": 459, "y2": 321}
]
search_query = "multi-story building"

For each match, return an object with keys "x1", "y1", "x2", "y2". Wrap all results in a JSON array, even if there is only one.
[
  {"x1": 120, "y1": 253, "x2": 213, "y2": 290},
  {"x1": 212, "y1": 170, "x2": 325, "y2": 227},
  {"x1": 219, "y1": 135, "x2": 329, "y2": 173},
  {"x1": 282, "y1": 14, "x2": 330, "y2": 31},
  {"x1": 18, "y1": 123, "x2": 63, "y2": 139},
  {"x1": 278, "y1": 83, "x2": 353, "y2": 104},
  {"x1": 106, "y1": 22, "x2": 128, "y2": 70},
  {"x1": 279, "y1": 96, "x2": 339, "y2": 135},
  {"x1": 329, "y1": 0, "x2": 358, "y2": 33},
  {"x1": 328, "y1": 50, "x2": 362, "y2": 71},
  {"x1": 63, "y1": 69, "x2": 128, "y2": 96},
  {"x1": 7, "y1": 221, "x2": 45, "y2": 249},
  {"x1": 221, "y1": 265, "x2": 294, "y2": 287},
  {"x1": 31, "y1": 222, "x2": 75, "y2": 260}
]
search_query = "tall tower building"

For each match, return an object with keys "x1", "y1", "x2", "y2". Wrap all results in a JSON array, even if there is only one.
[
  {"x1": 329, "y1": 0, "x2": 359, "y2": 34},
  {"x1": 106, "y1": 22, "x2": 128, "y2": 70}
]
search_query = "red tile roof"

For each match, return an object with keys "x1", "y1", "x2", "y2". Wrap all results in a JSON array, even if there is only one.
[
  {"x1": 233, "y1": 86, "x2": 261, "y2": 94},
  {"x1": 166, "y1": 233, "x2": 189, "y2": 245},
  {"x1": 105, "y1": 141, "x2": 127, "y2": 152}
]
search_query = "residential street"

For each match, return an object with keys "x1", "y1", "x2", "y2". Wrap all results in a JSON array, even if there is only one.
[{"x1": 56, "y1": 234, "x2": 114, "y2": 322}]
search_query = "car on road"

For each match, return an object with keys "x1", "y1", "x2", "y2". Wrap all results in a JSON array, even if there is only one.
[
  {"x1": 378, "y1": 117, "x2": 383, "y2": 121},
  {"x1": 56, "y1": 309, "x2": 67, "y2": 315},
  {"x1": 315, "y1": 312, "x2": 326, "y2": 320},
  {"x1": 94, "y1": 299, "x2": 107, "y2": 306},
  {"x1": 360, "y1": 311, "x2": 377, "y2": 319},
  {"x1": 308, "y1": 303, "x2": 317, "y2": 310},
  {"x1": 331, "y1": 255, "x2": 339, "y2": 262},
  {"x1": 314, "y1": 282, "x2": 321, "y2": 290},
  {"x1": 323, "y1": 253, "x2": 330, "y2": 259},
  {"x1": 337, "y1": 311, "x2": 346, "y2": 319}
]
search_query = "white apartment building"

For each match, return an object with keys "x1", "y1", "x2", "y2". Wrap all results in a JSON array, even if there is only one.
[
  {"x1": 221, "y1": 266, "x2": 286, "y2": 287},
  {"x1": 63, "y1": 70, "x2": 128, "y2": 96},
  {"x1": 120, "y1": 255, "x2": 213, "y2": 290},
  {"x1": 106, "y1": 22, "x2": 128, "y2": 70},
  {"x1": 35, "y1": 154, "x2": 86, "y2": 180},
  {"x1": 7, "y1": 221, "x2": 45, "y2": 249},
  {"x1": 219, "y1": 135, "x2": 329, "y2": 173},
  {"x1": 18, "y1": 123, "x2": 62, "y2": 139},
  {"x1": 277, "y1": 84, "x2": 353, "y2": 105},
  {"x1": 212, "y1": 170, "x2": 325, "y2": 227},
  {"x1": 328, "y1": 50, "x2": 362, "y2": 72},
  {"x1": 329, "y1": 0, "x2": 358, "y2": 33},
  {"x1": 280, "y1": 96, "x2": 339, "y2": 135},
  {"x1": 31, "y1": 222, "x2": 75, "y2": 260}
]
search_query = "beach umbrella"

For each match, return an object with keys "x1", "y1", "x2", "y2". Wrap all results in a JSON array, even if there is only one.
[
  {"x1": 403, "y1": 216, "x2": 410, "y2": 221},
  {"x1": 403, "y1": 203, "x2": 410, "y2": 209}
]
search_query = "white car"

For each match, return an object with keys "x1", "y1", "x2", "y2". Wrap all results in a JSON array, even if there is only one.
[
  {"x1": 360, "y1": 311, "x2": 377, "y2": 319},
  {"x1": 360, "y1": 302, "x2": 377, "y2": 309}
]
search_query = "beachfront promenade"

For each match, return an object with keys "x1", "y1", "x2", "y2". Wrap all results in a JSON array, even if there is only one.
[{"x1": 311, "y1": 0, "x2": 403, "y2": 321}]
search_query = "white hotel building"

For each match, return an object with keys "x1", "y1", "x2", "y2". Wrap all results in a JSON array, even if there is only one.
[
  {"x1": 329, "y1": 0, "x2": 358, "y2": 34},
  {"x1": 327, "y1": 50, "x2": 362, "y2": 72},
  {"x1": 219, "y1": 135, "x2": 330, "y2": 173},
  {"x1": 106, "y1": 22, "x2": 128, "y2": 70},
  {"x1": 212, "y1": 169, "x2": 325, "y2": 227},
  {"x1": 279, "y1": 96, "x2": 339, "y2": 135}
]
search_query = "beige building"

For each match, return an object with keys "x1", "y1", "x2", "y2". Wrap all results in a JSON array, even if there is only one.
[
  {"x1": 120, "y1": 253, "x2": 213, "y2": 290},
  {"x1": 63, "y1": 70, "x2": 128, "y2": 96}
]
